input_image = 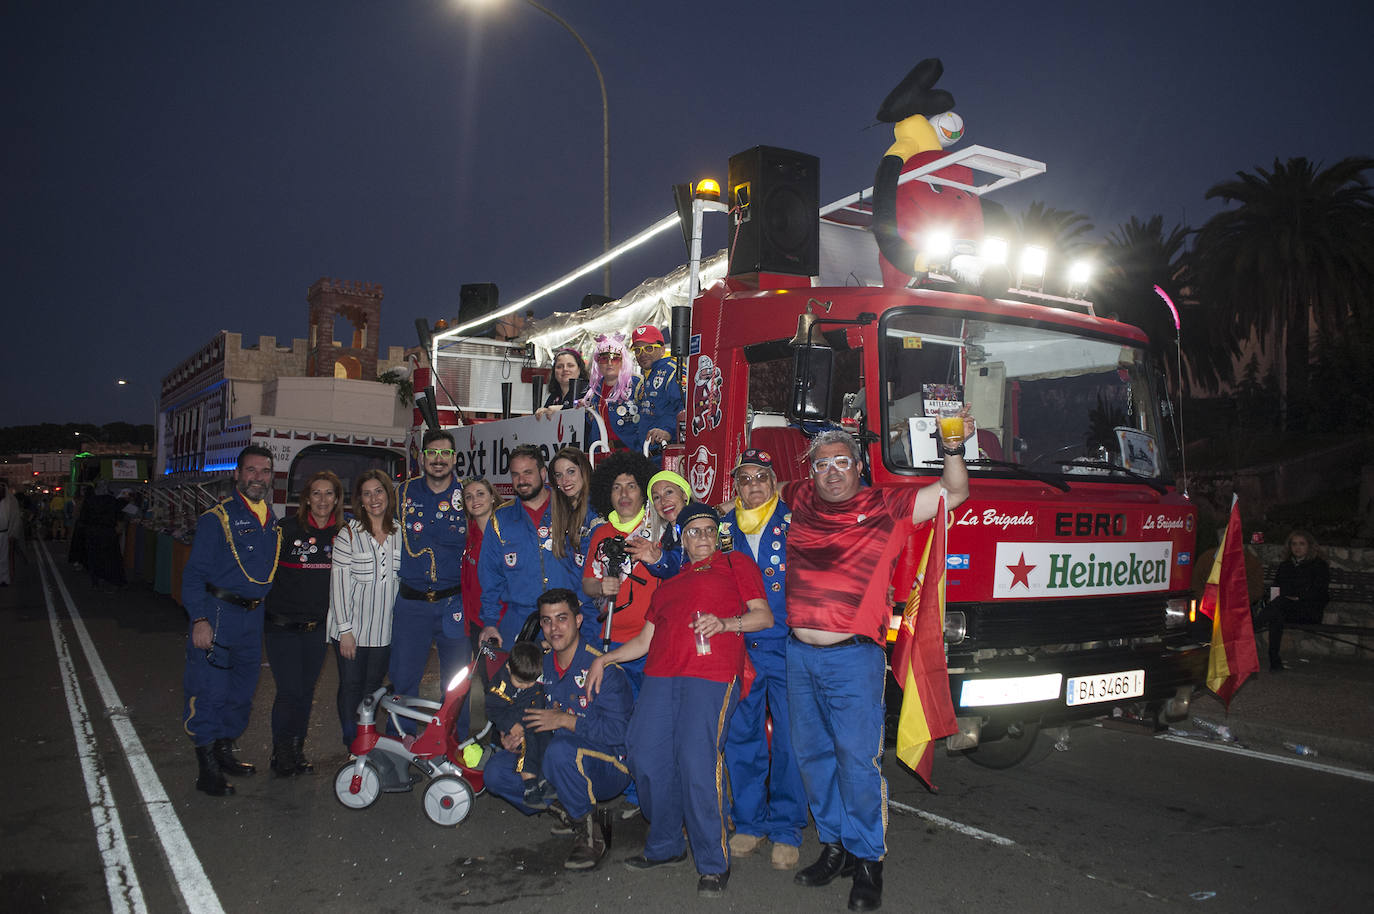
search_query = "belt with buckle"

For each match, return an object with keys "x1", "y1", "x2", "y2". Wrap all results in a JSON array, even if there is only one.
[
  {"x1": 399, "y1": 582, "x2": 461, "y2": 603},
  {"x1": 205, "y1": 583, "x2": 263, "y2": 610},
  {"x1": 788, "y1": 633, "x2": 878, "y2": 649},
  {"x1": 265, "y1": 612, "x2": 320, "y2": 632}
]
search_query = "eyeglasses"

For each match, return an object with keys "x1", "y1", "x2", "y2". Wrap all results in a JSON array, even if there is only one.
[
  {"x1": 811, "y1": 455, "x2": 856, "y2": 474},
  {"x1": 682, "y1": 526, "x2": 717, "y2": 539},
  {"x1": 423, "y1": 448, "x2": 456, "y2": 458},
  {"x1": 594, "y1": 353, "x2": 622, "y2": 363},
  {"x1": 630, "y1": 344, "x2": 660, "y2": 353},
  {"x1": 735, "y1": 472, "x2": 772, "y2": 485}
]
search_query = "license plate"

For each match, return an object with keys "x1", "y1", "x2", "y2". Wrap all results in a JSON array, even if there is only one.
[{"x1": 1065, "y1": 669, "x2": 1144, "y2": 706}]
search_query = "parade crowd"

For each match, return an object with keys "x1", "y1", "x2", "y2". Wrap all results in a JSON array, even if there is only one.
[{"x1": 176, "y1": 324, "x2": 972, "y2": 912}]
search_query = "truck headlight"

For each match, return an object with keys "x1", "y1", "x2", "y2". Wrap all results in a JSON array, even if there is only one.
[
  {"x1": 945, "y1": 611, "x2": 967, "y2": 644},
  {"x1": 1165, "y1": 598, "x2": 1189, "y2": 630}
]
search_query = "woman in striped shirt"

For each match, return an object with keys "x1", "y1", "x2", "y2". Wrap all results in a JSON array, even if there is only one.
[{"x1": 328, "y1": 469, "x2": 401, "y2": 749}]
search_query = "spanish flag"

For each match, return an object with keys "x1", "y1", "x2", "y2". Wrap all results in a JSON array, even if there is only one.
[
  {"x1": 1200, "y1": 495, "x2": 1259, "y2": 707},
  {"x1": 892, "y1": 491, "x2": 958, "y2": 790}
]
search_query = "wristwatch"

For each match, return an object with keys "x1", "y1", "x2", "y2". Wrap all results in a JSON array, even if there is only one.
[{"x1": 940, "y1": 443, "x2": 965, "y2": 457}]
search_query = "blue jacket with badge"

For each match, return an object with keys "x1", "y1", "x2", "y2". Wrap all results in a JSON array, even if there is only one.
[
  {"x1": 181, "y1": 494, "x2": 280, "y2": 619},
  {"x1": 396, "y1": 475, "x2": 467, "y2": 589},
  {"x1": 584, "y1": 382, "x2": 643, "y2": 453},
  {"x1": 721, "y1": 499, "x2": 791, "y2": 641},
  {"x1": 478, "y1": 495, "x2": 591, "y2": 642},
  {"x1": 544, "y1": 639, "x2": 632, "y2": 755},
  {"x1": 634, "y1": 356, "x2": 683, "y2": 444}
]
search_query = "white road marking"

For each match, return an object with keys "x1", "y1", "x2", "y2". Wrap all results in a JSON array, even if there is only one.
[
  {"x1": 39, "y1": 542, "x2": 226, "y2": 914},
  {"x1": 37, "y1": 549, "x2": 147, "y2": 914},
  {"x1": 1158, "y1": 733, "x2": 1374, "y2": 783},
  {"x1": 888, "y1": 799, "x2": 1017, "y2": 846}
]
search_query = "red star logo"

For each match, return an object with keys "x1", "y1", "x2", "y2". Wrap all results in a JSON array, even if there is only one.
[{"x1": 1006, "y1": 552, "x2": 1036, "y2": 589}]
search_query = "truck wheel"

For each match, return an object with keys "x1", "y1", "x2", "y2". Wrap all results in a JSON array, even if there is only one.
[{"x1": 958, "y1": 722, "x2": 1040, "y2": 769}]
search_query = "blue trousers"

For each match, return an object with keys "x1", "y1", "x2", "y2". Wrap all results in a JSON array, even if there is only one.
[
  {"x1": 389, "y1": 594, "x2": 470, "y2": 737},
  {"x1": 486, "y1": 732, "x2": 630, "y2": 819},
  {"x1": 607, "y1": 641, "x2": 646, "y2": 806},
  {"x1": 786, "y1": 637, "x2": 888, "y2": 861},
  {"x1": 183, "y1": 603, "x2": 263, "y2": 746},
  {"x1": 628, "y1": 675, "x2": 738, "y2": 875},
  {"x1": 724, "y1": 638, "x2": 808, "y2": 846}
]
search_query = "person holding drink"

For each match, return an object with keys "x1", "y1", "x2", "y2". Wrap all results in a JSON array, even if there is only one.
[{"x1": 586, "y1": 503, "x2": 773, "y2": 897}]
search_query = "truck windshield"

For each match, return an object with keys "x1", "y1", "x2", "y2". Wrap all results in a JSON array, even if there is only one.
[{"x1": 880, "y1": 311, "x2": 1171, "y2": 481}]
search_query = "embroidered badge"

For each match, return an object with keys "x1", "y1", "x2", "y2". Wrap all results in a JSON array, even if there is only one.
[{"x1": 504, "y1": 552, "x2": 518, "y2": 568}]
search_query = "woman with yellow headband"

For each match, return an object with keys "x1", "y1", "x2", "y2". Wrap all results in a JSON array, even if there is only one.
[{"x1": 626, "y1": 468, "x2": 694, "y2": 579}]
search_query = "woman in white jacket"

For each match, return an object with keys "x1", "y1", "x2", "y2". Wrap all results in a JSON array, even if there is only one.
[{"x1": 328, "y1": 469, "x2": 401, "y2": 749}]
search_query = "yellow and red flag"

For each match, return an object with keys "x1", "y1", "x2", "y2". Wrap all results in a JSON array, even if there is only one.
[
  {"x1": 1200, "y1": 495, "x2": 1259, "y2": 707},
  {"x1": 892, "y1": 491, "x2": 958, "y2": 790}
]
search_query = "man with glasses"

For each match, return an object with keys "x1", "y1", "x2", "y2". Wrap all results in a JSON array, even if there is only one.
[
  {"x1": 783, "y1": 427, "x2": 969, "y2": 912},
  {"x1": 392, "y1": 428, "x2": 470, "y2": 739},
  {"x1": 181, "y1": 445, "x2": 280, "y2": 797},
  {"x1": 629, "y1": 325, "x2": 683, "y2": 452},
  {"x1": 719, "y1": 449, "x2": 808, "y2": 870}
]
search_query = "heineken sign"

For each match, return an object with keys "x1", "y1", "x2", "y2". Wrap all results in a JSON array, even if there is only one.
[{"x1": 993, "y1": 541, "x2": 1173, "y2": 598}]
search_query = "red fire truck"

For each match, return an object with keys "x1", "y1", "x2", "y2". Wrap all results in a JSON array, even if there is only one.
[{"x1": 433, "y1": 141, "x2": 1208, "y2": 765}]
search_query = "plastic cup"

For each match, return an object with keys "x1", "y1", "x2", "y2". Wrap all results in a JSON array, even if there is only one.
[
  {"x1": 694, "y1": 611, "x2": 711, "y2": 656},
  {"x1": 938, "y1": 405, "x2": 965, "y2": 448}
]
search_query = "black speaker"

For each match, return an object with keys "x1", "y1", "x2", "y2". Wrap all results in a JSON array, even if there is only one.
[
  {"x1": 458, "y1": 282, "x2": 500, "y2": 326},
  {"x1": 727, "y1": 146, "x2": 820, "y2": 277}
]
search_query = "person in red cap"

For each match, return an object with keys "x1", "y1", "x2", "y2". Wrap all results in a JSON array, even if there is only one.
[{"x1": 630, "y1": 325, "x2": 683, "y2": 453}]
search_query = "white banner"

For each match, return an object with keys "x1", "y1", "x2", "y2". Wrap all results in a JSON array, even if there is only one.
[
  {"x1": 425, "y1": 410, "x2": 592, "y2": 485},
  {"x1": 993, "y1": 540, "x2": 1173, "y2": 598}
]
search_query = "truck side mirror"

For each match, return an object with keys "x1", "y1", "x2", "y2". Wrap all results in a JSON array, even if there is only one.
[{"x1": 789, "y1": 344, "x2": 834, "y2": 422}]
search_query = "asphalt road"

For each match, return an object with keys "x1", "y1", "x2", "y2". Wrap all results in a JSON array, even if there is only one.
[{"x1": 4, "y1": 540, "x2": 1372, "y2": 913}]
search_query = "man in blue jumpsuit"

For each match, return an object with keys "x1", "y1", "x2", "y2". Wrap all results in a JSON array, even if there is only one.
[
  {"x1": 485, "y1": 588, "x2": 633, "y2": 870},
  {"x1": 182, "y1": 445, "x2": 280, "y2": 797},
  {"x1": 478, "y1": 445, "x2": 598, "y2": 648},
  {"x1": 392, "y1": 429, "x2": 469, "y2": 737},
  {"x1": 720, "y1": 449, "x2": 808, "y2": 869},
  {"x1": 630, "y1": 325, "x2": 684, "y2": 455}
]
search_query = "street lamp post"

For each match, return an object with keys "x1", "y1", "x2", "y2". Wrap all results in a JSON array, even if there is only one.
[{"x1": 521, "y1": 1, "x2": 611, "y2": 297}]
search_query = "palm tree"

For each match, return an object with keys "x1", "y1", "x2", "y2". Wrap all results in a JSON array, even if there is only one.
[
  {"x1": 1193, "y1": 156, "x2": 1374, "y2": 431},
  {"x1": 1095, "y1": 215, "x2": 1234, "y2": 393},
  {"x1": 1015, "y1": 200, "x2": 1095, "y2": 256}
]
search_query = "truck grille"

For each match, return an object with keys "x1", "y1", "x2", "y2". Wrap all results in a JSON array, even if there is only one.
[{"x1": 959, "y1": 594, "x2": 1169, "y2": 650}]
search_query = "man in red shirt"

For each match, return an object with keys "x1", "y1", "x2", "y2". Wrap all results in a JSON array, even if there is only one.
[{"x1": 784, "y1": 427, "x2": 969, "y2": 912}]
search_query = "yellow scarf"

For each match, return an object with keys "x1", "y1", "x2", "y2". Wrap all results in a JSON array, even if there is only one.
[
  {"x1": 734, "y1": 493, "x2": 778, "y2": 535},
  {"x1": 609, "y1": 506, "x2": 645, "y2": 534}
]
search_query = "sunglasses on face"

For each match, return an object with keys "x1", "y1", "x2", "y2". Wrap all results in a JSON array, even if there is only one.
[
  {"x1": 423, "y1": 448, "x2": 456, "y2": 458},
  {"x1": 630, "y1": 344, "x2": 661, "y2": 353},
  {"x1": 735, "y1": 472, "x2": 771, "y2": 485},
  {"x1": 811, "y1": 456, "x2": 856, "y2": 473},
  {"x1": 595, "y1": 353, "x2": 622, "y2": 363}
]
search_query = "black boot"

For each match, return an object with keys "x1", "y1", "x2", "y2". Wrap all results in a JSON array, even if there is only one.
[
  {"x1": 848, "y1": 859, "x2": 883, "y2": 912},
  {"x1": 270, "y1": 741, "x2": 297, "y2": 777},
  {"x1": 794, "y1": 842, "x2": 854, "y2": 887},
  {"x1": 291, "y1": 736, "x2": 313, "y2": 774},
  {"x1": 195, "y1": 744, "x2": 235, "y2": 797},
  {"x1": 213, "y1": 738, "x2": 256, "y2": 777}
]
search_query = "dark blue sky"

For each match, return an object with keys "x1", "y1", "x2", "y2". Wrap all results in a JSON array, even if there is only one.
[{"x1": 4, "y1": 0, "x2": 1371, "y2": 427}]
